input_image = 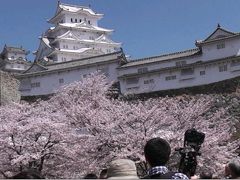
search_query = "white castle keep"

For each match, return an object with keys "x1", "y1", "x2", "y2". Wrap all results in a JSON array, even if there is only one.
[
  {"x1": 34, "y1": 2, "x2": 121, "y2": 63},
  {"x1": 16, "y1": 2, "x2": 240, "y2": 97}
]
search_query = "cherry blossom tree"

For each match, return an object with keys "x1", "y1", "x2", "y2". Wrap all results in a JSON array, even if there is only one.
[
  {"x1": 0, "y1": 73, "x2": 239, "y2": 178},
  {"x1": 48, "y1": 73, "x2": 239, "y2": 177},
  {"x1": 0, "y1": 101, "x2": 76, "y2": 178}
]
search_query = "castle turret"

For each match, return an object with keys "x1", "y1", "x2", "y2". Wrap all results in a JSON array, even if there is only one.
[{"x1": 0, "y1": 45, "x2": 31, "y2": 73}]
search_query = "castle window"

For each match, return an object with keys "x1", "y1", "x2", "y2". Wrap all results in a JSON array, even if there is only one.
[
  {"x1": 63, "y1": 45, "x2": 68, "y2": 49},
  {"x1": 165, "y1": 75, "x2": 176, "y2": 81},
  {"x1": 176, "y1": 61, "x2": 186, "y2": 67},
  {"x1": 97, "y1": 66, "x2": 109, "y2": 77},
  {"x1": 59, "y1": 78, "x2": 64, "y2": 84},
  {"x1": 127, "y1": 87, "x2": 139, "y2": 91},
  {"x1": 138, "y1": 67, "x2": 148, "y2": 73},
  {"x1": 71, "y1": 18, "x2": 73, "y2": 22},
  {"x1": 181, "y1": 68, "x2": 194, "y2": 76},
  {"x1": 126, "y1": 77, "x2": 139, "y2": 85},
  {"x1": 200, "y1": 71, "x2": 205, "y2": 76},
  {"x1": 88, "y1": 20, "x2": 91, "y2": 24},
  {"x1": 75, "y1": 19, "x2": 77, "y2": 23},
  {"x1": 231, "y1": 59, "x2": 240, "y2": 67},
  {"x1": 144, "y1": 79, "x2": 155, "y2": 84},
  {"x1": 79, "y1": 19, "x2": 82, "y2": 23},
  {"x1": 31, "y1": 82, "x2": 40, "y2": 88},
  {"x1": 11, "y1": 56, "x2": 15, "y2": 59},
  {"x1": 219, "y1": 64, "x2": 227, "y2": 72},
  {"x1": 217, "y1": 43, "x2": 225, "y2": 49}
]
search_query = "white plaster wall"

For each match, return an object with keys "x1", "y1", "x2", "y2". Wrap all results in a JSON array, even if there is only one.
[
  {"x1": 7, "y1": 52, "x2": 26, "y2": 60},
  {"x1": 5, "y1": 63, "x2": 26, "y2": 71},
  {"x1": 119, "y1": 60, "x2": 240, "y2": 95},
  {"x1": 58, "y1": 40, "x2": 88, "y2": 50},
  {"x1": 19, "y1": 62, "x2": 119, "y2": 96},
  {"x1": 64, "y1": 13, "x2": 98, "y2": 26},
  {"x1": 56, "y1": 53, "x2": 84, "y2": 62},
  {"x1": 118, "y1": 55, "x2": 202, "y2": 77},
  {"x1": 72, "y1": 29, "x2": 99, "y2": 40},
  {"x1": 201, "y1": 37, "x2": 240, "y2": 61}
]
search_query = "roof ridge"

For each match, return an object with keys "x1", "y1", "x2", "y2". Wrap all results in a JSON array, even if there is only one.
[
  {"x1": 219, "y1": 27, "x2": 237, "y2": 35},
  {"x1": 203, "y1": 26, "x2": 237, "y2": 42},
  {"x1": 45, "y1": 51, "x2": 123, "y2": 67},
  {"x1": 5, "y1": 46, "x2": 25, "y2": 49},
  {"x1": 22, "y1": 61, "x2": 47, "y2": 74},
  {"x1": 60, "y1": 2, "x2": 90, "y2": 10},
  {"x1": 130, "y1": 48, "x2": 199, "y2": 63}
]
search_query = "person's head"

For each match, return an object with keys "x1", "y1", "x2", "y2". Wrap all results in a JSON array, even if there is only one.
[
  {"x1": 227, "y1": 158, "x2": 240, "y2": 178},
  {"x1": 11, "y1": 169, "x2": 44, "y2": 179},
  {"x1": 84, "y1": 173, "x2": 98, "y2": 179},
  {"x1": 100, "y1": 169, "x2": 108, "y2": 179},
  {"x1": 107, "y1": 159, "x2": 138, "y2": 179},
  {"x1": 144, "y1": 138, "x2": 171, "y2": 167}
]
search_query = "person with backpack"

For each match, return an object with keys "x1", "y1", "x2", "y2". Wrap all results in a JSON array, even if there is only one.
[{"x1": 143, "y1": 137, "x2": 188, "y2": 179}]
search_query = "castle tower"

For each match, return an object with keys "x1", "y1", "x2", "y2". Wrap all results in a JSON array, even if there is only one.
[
  {"x1": 34, "y1": 1, "x2": 121, "y2": 63},
  {"x1": 0, "y1": 45, "x2": 31, "y2": 73}
]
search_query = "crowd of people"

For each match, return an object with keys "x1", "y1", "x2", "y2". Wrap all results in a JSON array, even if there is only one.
[{"x1": 10, "y1": 137, "x2": 240, "y2": 179}]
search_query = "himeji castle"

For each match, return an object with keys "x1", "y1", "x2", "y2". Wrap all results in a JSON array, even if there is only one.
[
  {"x1": 17, "y1": 2, "x2": 126, "y2": 97},
  {"x1": 34, "y1": 1, "x2": 121, "y2": 63},
  {"x1": 15, "y1": 2, "x2": 240, "y2": 98}
]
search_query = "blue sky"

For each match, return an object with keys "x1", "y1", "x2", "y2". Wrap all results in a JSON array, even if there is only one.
[{"x1": 1, "y1": 0, "x2": 240, "y2": 61}]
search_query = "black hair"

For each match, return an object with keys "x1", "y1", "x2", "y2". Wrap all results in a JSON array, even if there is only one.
[
  {"x1": 144, "y1": 138, "x2": 171, "y2": 167},
  {"x1": 11, "y1": 169, "x2": 44, "y2": 179},
  {"x1": 84, "y1": 173, "x2": 98, "y2": 179},
  {"x1": 99, "y1": 169, "x2": 108, "y2": 179},
  {"x1": 228, "y1": 159, "x2": 240, "y2": 178}
]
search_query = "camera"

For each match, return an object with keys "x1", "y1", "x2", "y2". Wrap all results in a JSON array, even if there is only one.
[{"x1": 176, "y1": 128, "x2": 205, "y2": 177}]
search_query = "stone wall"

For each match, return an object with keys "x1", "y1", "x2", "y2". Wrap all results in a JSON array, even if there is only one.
[{"x1": 0, "y1": 71, "x2": 20, "y2": 105}]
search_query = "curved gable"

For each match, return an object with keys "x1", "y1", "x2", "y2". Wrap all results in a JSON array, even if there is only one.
[{"x1": 204, "y1": 25, "x2": 236, "y2": 42}]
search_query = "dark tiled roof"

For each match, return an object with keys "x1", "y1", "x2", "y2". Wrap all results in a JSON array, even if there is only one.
[
  {"x1": 204, "y1": 26, "x2": 237, "y2": 42},
  {"x1": 119, "y1": 55, "x2": 238, "y2": 78},
  {"x1": 195, "y1": 26, "x2": 240, "y2": 46},
  {"x1": 120, "y1": 48, "x2": 200, "y2": 68},
  {"x1": 45, "y1": 51, "x2": 124, "y2": 70},
  {"x1": 17, "y1": 51, "x2": 126, "y2": 77},
  {"x1": 5, "y1": 46, "x2": 27, "y2": 53}
]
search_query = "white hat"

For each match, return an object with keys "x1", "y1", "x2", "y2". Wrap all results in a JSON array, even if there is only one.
[{"x1": 107, "y1": 159, "x2": 138, "y2": 179}]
